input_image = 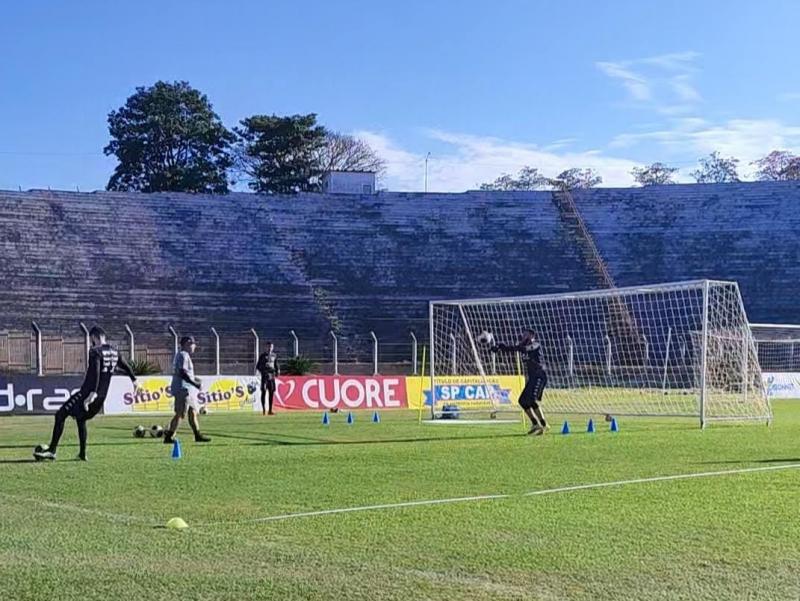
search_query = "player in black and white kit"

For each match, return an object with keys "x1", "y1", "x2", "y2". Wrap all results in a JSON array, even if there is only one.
[
  {"x1": 34, "y1": 326, "x2": 138, "y2": 461},
  {"x1": 493, "y1": 329, "x2": 548, "y2": 435},
  {"x1": 255, "y1": 341, "x2": 280, "y2": 416}
]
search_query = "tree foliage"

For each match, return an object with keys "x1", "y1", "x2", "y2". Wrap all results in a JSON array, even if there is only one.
[
  {"x1": 104, "y1": 81, "x2": 233, "y2": 193},
  {"x1": 631, "y1": 162, "x2": 679, "y2": 186},
  {"x1": 479, "y1": 166, "x2": 548, "y2": 191},
  {"x1": 234, "y1": 113, "x2": 327, "y2": 194},
  {"x1": 551, "y1": 168, "x2": 602, "y2": 190},
  {"x1": 690, "y1": 152, "x2": 740, "y2": 183},
  {"x1": 314, "y1": 132, "x2": 386, "y2": 175},
  {"x1": 752, "y1": 150, "x2": 800, "y2": 181}
]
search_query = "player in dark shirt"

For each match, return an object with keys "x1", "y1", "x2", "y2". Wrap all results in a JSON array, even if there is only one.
[
  {"x1": 34, "y1": 326, "x2": 138, "y2": 461},
  {"x1": 255, "y1": 342, "x2": 280, "y2": 416},
  {"x1": 493, "y1": 329, "x2": 548, "y2": 435}
]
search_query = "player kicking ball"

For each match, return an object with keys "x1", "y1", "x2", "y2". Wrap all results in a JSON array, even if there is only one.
[
  {"x1": 163, "y1": 336, "x2": 210, "y2": 444},
  {"x1": 490, "y1": 328, "x2": 549, "y2": 435},
  {"x1": 34, "y1": 326, "x2": 138, "y2": 461}
]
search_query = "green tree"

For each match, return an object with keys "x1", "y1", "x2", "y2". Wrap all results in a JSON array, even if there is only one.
[
  {"x1": 691, "y1": 152, "x2": 740, "y2": 183},
  {"x1": 479, "y1": 166, "x2": 548, "y2": 190},
  {"x1": 631, "y1": 162, "x2": 678, "y2": 186},
  {"x1": 104, "y1": 81, "x2": 233, "y2": 193},
  {"x1": 234, "y1": 114, "x2": 327, "y2": 194}
]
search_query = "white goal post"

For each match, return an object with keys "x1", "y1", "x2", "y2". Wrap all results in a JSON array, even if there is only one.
[{"x1": 428, "y1": 280, "x2": 771, "y2": 427}]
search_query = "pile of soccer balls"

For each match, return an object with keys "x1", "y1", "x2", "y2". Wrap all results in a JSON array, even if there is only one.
[{"x1": 133, "y1": 425, "x2": 165, "y2": 438}]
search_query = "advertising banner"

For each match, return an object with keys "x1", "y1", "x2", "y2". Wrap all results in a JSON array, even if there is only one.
[
  {"x1": 0, "y1": 376, "x2": 85, "y2": 415},
  {"x1": 404, "y1": 375, "x2": 525, "y2": 410},
  {"x1": 763, "y1": 372, "x2": 800, "y2": 399},
  {"x1": 104, "y1": 374, "x2": 409, "y2": 414}
]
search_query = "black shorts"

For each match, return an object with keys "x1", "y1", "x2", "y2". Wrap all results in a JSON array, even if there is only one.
[
  {"x1": 519, "y1": 372, "x2": 547, "y2": 409},
  {"x1": 261, "y1": 377, "x2": 276, "y2": 392}
]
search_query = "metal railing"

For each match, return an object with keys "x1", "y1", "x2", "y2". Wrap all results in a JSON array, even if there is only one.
[{"x1": 0, "y1": 322, "x2": 429, "y2": 377}]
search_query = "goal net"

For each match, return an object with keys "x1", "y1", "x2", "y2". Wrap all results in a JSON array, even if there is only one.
[
  {"x1": 751, "y1": 324, "x2": 800, "y2": 373},
  {"x1": 428, "y1": 280, "x2": 771, "y2": 427}
]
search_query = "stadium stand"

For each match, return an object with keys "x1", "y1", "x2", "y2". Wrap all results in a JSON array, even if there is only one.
[{"x1": 1, "y1": 182, "x2": 798, "y2": 370}]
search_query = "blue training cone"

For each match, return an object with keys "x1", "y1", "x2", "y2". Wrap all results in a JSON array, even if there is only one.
[
  {"x1": 587, "y1": 418, "x2": 595, "y2": 433},
  {"x1": 322, "y1": 412, "x2": 330, "y2": 426},
  {"x1": 372, "y1": 411, "x2": 380, "y2": 423},
  {"x1": 561, "y1": 420, "x2": 570, "y2": 435},
  {"x1": 610, "y1": 418, "x2": 619, "y2": 432},
  {"x1": 171, "y1": 439, "x2": 182, "y2": 460},
  {"x1": 346, "y1": 411, "x2": 354, "y2": 425}
]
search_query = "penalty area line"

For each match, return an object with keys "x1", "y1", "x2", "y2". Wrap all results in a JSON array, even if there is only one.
[{"x1": 203, "y1": 462, "x2": 800, "y2": 527}]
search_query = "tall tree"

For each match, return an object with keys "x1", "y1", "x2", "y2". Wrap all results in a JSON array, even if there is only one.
[
  {"x1": 551, "y1": 168, "x2": 602, "y2": 190},
  {"x1": 314, "y1": 132, "x2": 386, "y2": 175},
  {"x1": 104, "y1": 81, "x2": 233, "y2": 193},
  {"x1": 234, "y1": 114, "x2": 327, "y2": 194},
  {"x1": 631, "y1": 162, "x2": 678, "y2": 186},
  {"x1": 690, "y1": 151, "x2": 740, "y2": 183},
  {"x1": 752, "y1": 150, "x2": 800, "y2": 181},
  {"x1": 479, "y1": 166, "x2": 548, "y2": 190}
]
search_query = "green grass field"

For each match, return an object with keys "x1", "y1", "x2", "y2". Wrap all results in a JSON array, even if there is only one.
[{"x1": 1, "y1": 403, "x2": 799, "y2": 601}]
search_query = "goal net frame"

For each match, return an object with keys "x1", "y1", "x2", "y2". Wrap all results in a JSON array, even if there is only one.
[{"x1": 428, "y1": 279, "x2": 772, "y2": 428}]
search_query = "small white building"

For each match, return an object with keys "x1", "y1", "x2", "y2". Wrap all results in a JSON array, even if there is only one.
[{"x1": 321, "y1": 171, "x2": 376, "y2": 195}]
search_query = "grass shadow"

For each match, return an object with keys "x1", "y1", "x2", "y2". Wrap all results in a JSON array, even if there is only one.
[{"x1": 204, "y1": 430, "x2": 523, "y2": 447}]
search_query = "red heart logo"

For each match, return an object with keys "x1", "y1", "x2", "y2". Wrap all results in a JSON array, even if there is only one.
[{"x1": 274, "y1": 378, "x2": 295, "y2": 407}]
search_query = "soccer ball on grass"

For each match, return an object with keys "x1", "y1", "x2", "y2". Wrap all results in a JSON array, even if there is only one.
[
  {"x1": 149, "y1": 425, "x2": 164, "y2": 438},
  {"x1": 133, "y1": 425, "x2": 146, "y2": 438}
]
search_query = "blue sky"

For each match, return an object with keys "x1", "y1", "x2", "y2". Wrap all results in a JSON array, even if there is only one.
[{"x1": 2, "y1": 0, "x2": 800, "y2": 191}]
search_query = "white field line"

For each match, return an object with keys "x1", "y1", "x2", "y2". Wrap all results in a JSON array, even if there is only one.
[
  {"x1": 203, "y1": 462, "x2": 800, "y2": 526},
  {"x1": 200, "y1": 494, "x2": 511, "y2": 526},
  {"x1": 0, "y1": 491, "x2": 152, "y2": 525},
  {"x1": 5, "y1": 463, "x2": 799, "y2": 528}
]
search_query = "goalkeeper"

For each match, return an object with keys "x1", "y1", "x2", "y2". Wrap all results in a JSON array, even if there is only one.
[{"x1": 491, "y1": 329, "x2": 548, "y2": 435}]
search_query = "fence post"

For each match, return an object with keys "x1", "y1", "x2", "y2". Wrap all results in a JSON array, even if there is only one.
[
  {"x1": 410, "y1": 331, "x2": 418, "y2": 375},
  {"x1": 124, "y1": 323, "x2": 135, "y2": 361},
  {"x1": 211, "y1": 327, "x2": 220, "y2": 375},
  {"x1": 642, "y1": 335, "x2": 649, "y2": 365},
  {"x1": 79, "y1": 322, "x2": 90, "y2": 367},
  {"x1": 31, "y1": 321, "x2": 43, "y2": 376},
  {"x1": 661, "y1": 327, "x2": 672, "y2": 394},
  {"x1": 450, "y1": 333, "x2": 457, "y2": 375},
  {"x1": 250, "y1": 328, "x2": 259, "y2": 368},
  {"x1": 330, "y1": 331, "x2": 339, "y2": 375},
  {"x1": 290, "y1": 330, "x2": 299, "y2": 357},
  {"x1": 567, "y1": 335, "x2": 574, "y2": 378},
  {"x1": 168, "y1": 325, "x2": 178, "y2": 355},
  {"x1": 370, "y1": 331, "x2": 379, "y2": 375}
]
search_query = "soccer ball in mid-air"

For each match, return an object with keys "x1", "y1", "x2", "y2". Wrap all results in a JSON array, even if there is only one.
[
  {"x1": 149, "y1": 425, "x2": 164, "y2": 438},
  {"x1": 199, "y1": 406, "x2": 209, "y2": 415},
  {"x1": 477, "y1": 330, "x2": 495, "y2": 346},
  {"x1": 133, "y1": 426, "x2": 146, "y2": 438}
]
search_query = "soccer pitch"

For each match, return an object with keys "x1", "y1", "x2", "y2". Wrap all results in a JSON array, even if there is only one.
[{"x1": 1, "y1": 404, "x2": 799, "y2": 601}]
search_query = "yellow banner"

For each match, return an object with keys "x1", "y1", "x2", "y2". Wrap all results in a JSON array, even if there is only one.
[{"x1": 405, "y1": 375, "x2": 525, "y2": 410}]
